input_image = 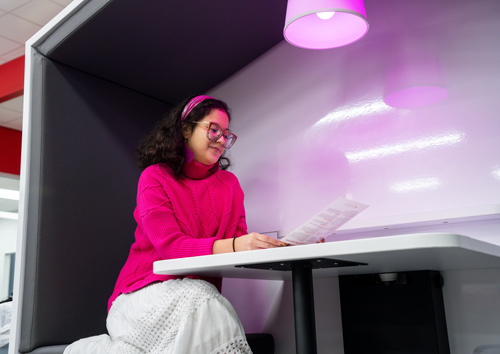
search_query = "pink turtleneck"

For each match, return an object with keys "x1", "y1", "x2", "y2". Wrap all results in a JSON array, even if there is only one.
[{"x1": 108, "y1": 161, "x2": 248, "y2": 312}]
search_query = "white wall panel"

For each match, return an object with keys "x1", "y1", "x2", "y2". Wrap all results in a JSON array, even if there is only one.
[
  {"x1": 211, "y1": 0, "x2": 500, "y2": 238},
  {"x1": 212, "y1": 0, "x2": 500, "y2": 353}
]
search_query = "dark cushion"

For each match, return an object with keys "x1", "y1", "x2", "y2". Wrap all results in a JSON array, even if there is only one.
[
  {"x1": 246, "y1": 333, "x2": 275, "y2": 354},
  {"x1": 21, "y1": 334, "x2": 275, "y2": 354},
  {"x1": 19, "y1": 346, "x2": 67, "y2": 354}
]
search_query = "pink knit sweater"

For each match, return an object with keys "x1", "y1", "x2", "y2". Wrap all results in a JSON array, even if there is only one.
[{"x1": 108, "y1": 161, "x2": 248, "y2": 312}]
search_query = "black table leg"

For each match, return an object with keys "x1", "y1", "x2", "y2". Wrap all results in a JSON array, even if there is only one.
[
  {"x1": 237, "y1": 257, "x2": 366, "y2": 353},
  {"x1": 292, "y1": 263, "x2": 317, "y2": 354}
]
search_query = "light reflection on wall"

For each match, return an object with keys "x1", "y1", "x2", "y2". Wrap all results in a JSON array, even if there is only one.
[
  {"x1": 345, "y1": 131, "x2": 465, "y2": 163},
  {"x1": 383, "y1": 50, "x2": 449, "y2": 108},
  {"x1": 390, "y1": 177, "x2": 442, "y2": 194},
  {"x1": 492, "y1": 167, "x2": 500, "y2": 180},
  {"x1": 311, "y1": 99, "x2": 395, "y2": 128}
]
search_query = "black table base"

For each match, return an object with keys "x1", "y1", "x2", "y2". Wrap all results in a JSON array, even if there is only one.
[{"x1": 238, "y1": 258, "x2": 367, "y2": 354}]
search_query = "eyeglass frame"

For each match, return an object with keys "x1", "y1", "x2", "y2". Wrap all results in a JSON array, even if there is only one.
[{"x1": 194, "y1": 121, "x2": 238, "y2": 149}]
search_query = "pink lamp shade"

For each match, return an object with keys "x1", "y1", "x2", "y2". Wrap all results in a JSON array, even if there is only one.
[
  {"x1": 284, "y1": 0, "x2": 369, "y2": 49},
  {"x1": 384, "y1": 51, "x2": 449, "y2": 108}
]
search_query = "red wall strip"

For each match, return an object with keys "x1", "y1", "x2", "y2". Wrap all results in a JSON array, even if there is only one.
[
  {"x1": 0, "y1": 126, "x2": 22, "y2": 176},
  {"x1": 0, "y1": 56, "x2": 24, "y2": 176},
  {"x1": 0, "y1": 56, "x2": 24, "y2": 103}
]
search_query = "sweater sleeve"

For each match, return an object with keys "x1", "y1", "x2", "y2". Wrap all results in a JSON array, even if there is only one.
[
  {"x1": 136, "y1": 168, "x2": 216, "y2": 259},
  {"x1": 234, "y1": 207, "x2": 248, "y2": 237}
]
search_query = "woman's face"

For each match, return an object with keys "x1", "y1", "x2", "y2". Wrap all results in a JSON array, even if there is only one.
[{"x1": 183, "y1": 108, "x2": 229, "y2": 166}]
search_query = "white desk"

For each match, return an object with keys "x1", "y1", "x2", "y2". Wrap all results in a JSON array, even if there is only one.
[{"x1": 154, "y1": 233, "x2": 500, "y2": 354}]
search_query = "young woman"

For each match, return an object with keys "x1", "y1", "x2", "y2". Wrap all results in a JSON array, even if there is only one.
[{"x1": 64, "y1": 95, "x2": 281, "y2": 354}]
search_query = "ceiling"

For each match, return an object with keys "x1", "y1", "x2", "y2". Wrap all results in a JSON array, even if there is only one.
[{"x1": 0, "y1": 0, "x2": 72, "y2": 131}]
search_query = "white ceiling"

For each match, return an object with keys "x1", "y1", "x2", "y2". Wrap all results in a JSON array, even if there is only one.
[
  {"x1": 0, "y1": 0, "x2": 72, "y2": 217},
  {"x1": 0, "y1": 95, "x2": 22, "y2": 130},
  {"x1": 0, "y1": 0, "x2": 72, "y2": 131}
]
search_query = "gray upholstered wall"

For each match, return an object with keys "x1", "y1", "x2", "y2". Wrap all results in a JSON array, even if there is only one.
[{"x1": 19, "y1": 53, "x2": 170, "y2": 352}]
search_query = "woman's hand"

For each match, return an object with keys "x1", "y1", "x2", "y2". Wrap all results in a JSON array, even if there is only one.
[
  {"x1": 234, "y1": 233, "x2": 282, "y2": 252},
  {"x1": 213, "y1": 233, "x2": 281, "y2": 254}
]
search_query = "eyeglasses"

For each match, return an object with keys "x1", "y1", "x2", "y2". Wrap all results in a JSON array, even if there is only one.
[{"x1": 195, "y1": 121, "x2": 237, "y2": 149}]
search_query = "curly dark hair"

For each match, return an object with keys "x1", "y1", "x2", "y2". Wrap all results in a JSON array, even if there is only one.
[{"x1": 137, "y1": 96, "x2": 232, "y2": 177}]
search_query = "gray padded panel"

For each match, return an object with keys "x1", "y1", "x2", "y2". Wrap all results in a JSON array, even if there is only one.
[
  {"x1": 37, "y1": 0, "x2": 111, "y2": 56},
  {"x1": 35, "y1": 0, "x2": 287, "y2": 104},
  {"x1": 21, "y1": 52, "x2": 45, "y2": 354},
  {"x1": 20, "y1": 53, "x2": 170, "y2": 353}
]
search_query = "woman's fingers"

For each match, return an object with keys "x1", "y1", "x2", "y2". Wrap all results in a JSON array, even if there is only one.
[
  {"x1": 234, "y1": 233, "x2": 282, "y2": 251},
  {"x1": 250, "y1": 233, "x2": 281, "y2": 249}
]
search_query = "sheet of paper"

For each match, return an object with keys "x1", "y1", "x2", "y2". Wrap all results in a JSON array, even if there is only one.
[{"x1": 279, "y1": 197, "x2": 369, "y2": 245}]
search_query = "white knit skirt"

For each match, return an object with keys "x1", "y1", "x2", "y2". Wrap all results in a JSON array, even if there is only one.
[{"x1": 64, "y1": 278, "x2": 252, "y2": 354}]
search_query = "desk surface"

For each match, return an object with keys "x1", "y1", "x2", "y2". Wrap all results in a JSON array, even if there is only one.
[{"x1": 153, "y1": 233, "x2": 500, "y2": 281}]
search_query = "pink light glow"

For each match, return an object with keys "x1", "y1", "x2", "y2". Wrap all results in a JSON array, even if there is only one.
[
  {"x1": 284, "y1": 0, "x2": 369, "y2": 49},
  {"x1": 383, "y1": 50, "x2": 449, "y2": 108},
  {"x1": 384, "y1": 86, "x2": 449, "y2": 108}
]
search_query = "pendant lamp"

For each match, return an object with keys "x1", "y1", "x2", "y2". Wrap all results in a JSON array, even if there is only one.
[{"x1": 284, "y1": 0, "x2": 369, "y2": 50}]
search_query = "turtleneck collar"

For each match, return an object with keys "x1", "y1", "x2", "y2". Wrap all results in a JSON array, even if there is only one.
[{"x1": 182, "y1": 159, "x2": 218, "y2": 180}]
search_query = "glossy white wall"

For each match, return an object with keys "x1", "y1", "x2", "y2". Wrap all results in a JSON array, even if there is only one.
[
  {"x1": 211, "y1": 0, "x2": 500, "y2": 353},
  {"x1": 212, "y1": 0, "x2": 500, "y2": 238}
]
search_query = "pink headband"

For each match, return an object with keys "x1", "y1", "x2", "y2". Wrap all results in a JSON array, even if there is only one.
[{"x1": 181, "y1": 95, "x2": 215, "y2": 121}]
